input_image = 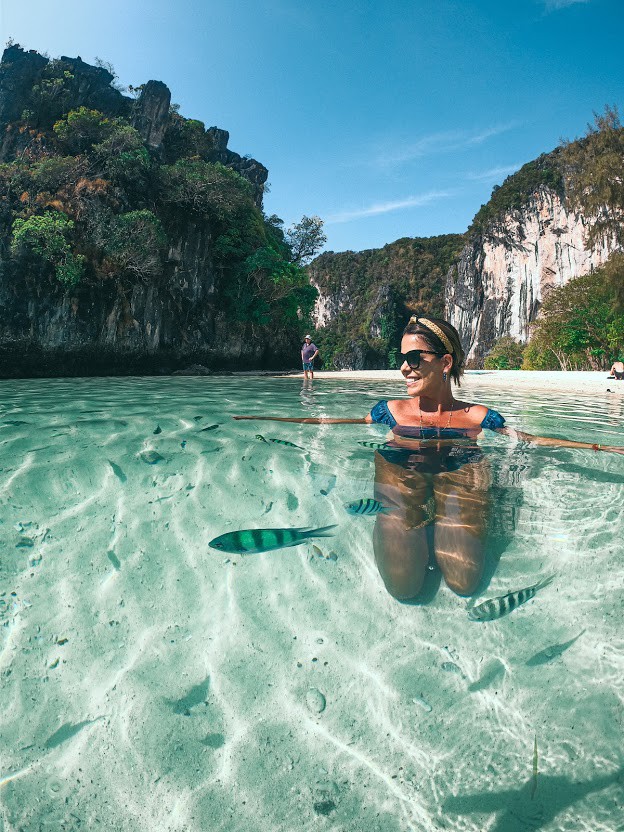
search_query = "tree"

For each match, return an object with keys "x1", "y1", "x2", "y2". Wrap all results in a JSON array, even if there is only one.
[
  {"x1": 31, "y1": 155, "x2": 88, "y2": 192},
  {"x1": 561, "y1": 105, "x2": 624, "y2": 248},
  {"x1": 53, "y1": 107, "x2": 114, "y2": 154},
  {"x1": 285, "y1": 215, "x2": 327, "y2": 265},
  {"x1": 528, "y1": 260, "x2": 624, "y2": 369},
  {"x1": 484, "y1": 336, "x2": 525, "y2": 369},
  {"x1": 158, "y1": 160, "x2": 254, "y2": 223},
  {"x1": 27, "y1": 60, "x2": 75, "y2": 129},
  {"x1": 521, "y1": 342, "x2": 559, "y2": 371},
  {"x1": 102, "y1": 210, "x2": 166, "y2": 280},
  {"x1": 11, "y1": 211, "x2": 85, "y2": 287}
]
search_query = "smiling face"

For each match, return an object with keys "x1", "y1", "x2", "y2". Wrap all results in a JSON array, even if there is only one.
[{"x1": 400, "y1": 334, "x2": 452, "y2": 398}]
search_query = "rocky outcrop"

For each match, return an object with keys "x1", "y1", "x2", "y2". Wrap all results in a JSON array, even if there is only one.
[
  {"x1": 0, "y1": 46, "x2": 129, "y2": 135},
  {"x1": 0, "y1": 46, "x2": 48, "y2": 125},
  {"x1": 131, "y1": 80, "x2": 170, "y2": 150},
  {"x1": 0, "y1": 45, "x2": 267, "y2": 198},
  {"x1": 445, "y1": 187, "x2": 619, "y2": 364},
  {"x1": 0, "y1": 47, "x2": 281, "y2": 377}
]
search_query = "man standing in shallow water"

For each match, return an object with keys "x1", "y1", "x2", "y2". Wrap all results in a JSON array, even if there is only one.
[{"x1": 301, "y1": 335, "x2": 319, "y2": 379}]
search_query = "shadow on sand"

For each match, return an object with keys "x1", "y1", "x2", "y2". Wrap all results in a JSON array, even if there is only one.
[{"x1": 444, "y1": 769, "x2": 623, "y2": 832}]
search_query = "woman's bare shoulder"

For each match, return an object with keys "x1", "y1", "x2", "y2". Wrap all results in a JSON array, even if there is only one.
[
  {"x1": 454, "y1": 401, "x2": 490, "y2": 427},
  {"x1": 387, "y1": 398, "x2": 412, "y2": 417}
]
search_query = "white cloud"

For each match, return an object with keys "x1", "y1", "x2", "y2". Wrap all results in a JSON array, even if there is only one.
[
  {"x1": 465, "y1": 163, "x2": 523, "y2": 181},
  {"x1": 326, "y1": 191, "x2": 452, "y2": 224},
  {"x1": 372, "y1": 123, "x2": 516, "y2": 169},
  {"x1": 543, "y1": 0, "x2": 590, "y2": 10}
]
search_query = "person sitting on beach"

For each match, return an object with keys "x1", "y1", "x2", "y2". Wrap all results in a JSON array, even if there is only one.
[
  {"x1": 236, "y1": 314, "x2": 624, "y2": 602},
  {"x1": 609, "y1": 360, "x2": 624, "y2": 380},
  {"x1": 301, "y1": 335, "x2": 319, "y2": 380}
]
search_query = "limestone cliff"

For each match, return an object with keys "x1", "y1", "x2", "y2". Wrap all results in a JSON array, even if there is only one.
[
  {"x1": 445, "y1": 186, "x2": 619, "y2": 365},
  {"x1": 311, "y1": 148, "x2": 622, "y2": 368}
]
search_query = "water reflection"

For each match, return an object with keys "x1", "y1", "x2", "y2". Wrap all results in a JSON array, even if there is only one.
[{"x1": 300, "y1": 378, "x2": 316, "y2": 407}]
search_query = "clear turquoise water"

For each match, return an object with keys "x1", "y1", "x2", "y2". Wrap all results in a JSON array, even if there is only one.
[{"x1": 1, "y1": 375, "x2": 623, "y2": 831}]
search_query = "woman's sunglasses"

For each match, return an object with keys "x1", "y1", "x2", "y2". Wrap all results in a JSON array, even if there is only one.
[{"x1": 399, "y1": 349, "x2": 444, "y2": 370}]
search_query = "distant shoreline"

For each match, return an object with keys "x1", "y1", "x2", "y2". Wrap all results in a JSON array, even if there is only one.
[{"x1": 236, "y1": 369, "x2": 624, "y2": 394}]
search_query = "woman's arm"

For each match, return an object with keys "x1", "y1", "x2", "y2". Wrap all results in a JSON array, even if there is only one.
[
  {"x1": 233, "y1": 415, "x2": 368, "y2": 424},
  {"x1": 497, "y1": 427, "x2": 624, "y2": 455}
]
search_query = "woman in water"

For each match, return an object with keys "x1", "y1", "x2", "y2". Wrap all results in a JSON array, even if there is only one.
[{"x1": 236, "y1": 315, "x2": 624, "y2": 601}]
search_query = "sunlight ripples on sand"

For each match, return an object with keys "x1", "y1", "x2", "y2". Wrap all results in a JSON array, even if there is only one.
[{"x1": 0, "y1": 376, "x2": 622, "y2": 831}]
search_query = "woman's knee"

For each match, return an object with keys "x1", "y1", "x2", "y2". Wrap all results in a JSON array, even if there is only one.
[
  {"x1": 443, "y1": 563, "x2": 482, "y2": 596},
  {"x1": 381, "y1": 568, "x2": 425, "y2": 601}
]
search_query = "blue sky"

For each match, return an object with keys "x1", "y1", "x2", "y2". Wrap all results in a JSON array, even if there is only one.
[{"x1": 1, "y1": 0, "x2": 622, "y2": 253}]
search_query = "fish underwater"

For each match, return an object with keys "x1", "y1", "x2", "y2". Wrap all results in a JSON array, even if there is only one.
[
  {"x1": 200, "y1": 424, "x2": 220, "y2": 432},
  {"x1": 209, "y1": 525, "x2": 337, "y2": 554},
  {"x1": 107, "y1": 550, "x2": 121, "y2": 570},
  {"x1": 345, "y1": 498, "x2": 394, "y2": 516},
  {"x1": 310, "y1": 544, "x2": 338, "y2": 561},
  {"x1": 320, "y1": 475, "x2": 337, "y2": 496},
  {"x1": 255, "y1": 434, "x2": 303, "y2": 450},
  {"x1": 357, "y1": 440, "x2": 391, "y2": 450},
  {"x1": 525, "y1": 630, "x2": 585, "y2": 666},
  {"x1": 140, "y1": 450, "x2": 164, "y2": 465},
  {"x1": 108, "y1": 460, "x2": 127, "y2": 483},
  {"x1": 468, "y1": 575, "x2": 554, "y2": 622}
]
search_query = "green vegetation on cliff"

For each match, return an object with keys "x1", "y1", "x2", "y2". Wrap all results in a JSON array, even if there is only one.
[
  {"x1": 308, "y1": 234, "x2": 464, "y2": 369},
  {"x1": 469, "y1": 154, "x2": 564, "y2": 234},
  {"x1": 561, "y1": 105, "x2": 624, "y2": 252},
  {"x1": 526, "y1": 253, "x2": 624, "y2": 370},
  {"x1": 483, "y1": 337, "x2": 525, "y2": 370},
  {"x1": 468, "y1": 106, "x2": 624, "y2": 243},
  {"x1": 0, "y1": 45, "x2": 321, "y2": 372}
]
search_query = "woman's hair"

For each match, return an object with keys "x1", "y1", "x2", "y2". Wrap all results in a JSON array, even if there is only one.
[{"x1": 402, "y1": 315, "x2": 465, "y2": 386}]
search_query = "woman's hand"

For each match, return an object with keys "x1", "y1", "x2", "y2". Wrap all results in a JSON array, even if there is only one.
[{"x1": 601, "y1": 445, "x2": 624, "y2": 455}]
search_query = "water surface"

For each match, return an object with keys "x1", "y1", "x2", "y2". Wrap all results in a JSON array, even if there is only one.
[{"x1": 0, "y1": 376, "x2": 622, "y2": 831}]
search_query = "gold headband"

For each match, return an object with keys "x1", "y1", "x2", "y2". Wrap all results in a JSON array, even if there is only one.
[{"x1": 409, "y1": 316, "x2": 454, "y2": 354}]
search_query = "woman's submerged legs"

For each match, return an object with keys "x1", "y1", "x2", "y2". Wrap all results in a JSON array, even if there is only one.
[
  {"x1": 432, "y1": 460, "x2": 491, "y2": 595},
  {"x1": 372, "y1": 453, "x2": 433, "y2": 600}
]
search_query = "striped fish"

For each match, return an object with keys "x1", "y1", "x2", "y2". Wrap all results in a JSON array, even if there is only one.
[
  {"x1": 357, "y1": 440, "x2": 391, "y2": 450},
  {"x1": 345, "y1": 498, "x2": 393, "y2": 516},
  {"x1": 468, "y1": 575, "x2": 554, "y2": 622},
  {"x1": 256, "y1": 434, "x2": 303, "y2": 450},
  {"x1": 269, "y1": 438, "x2": 303, "y2": 449},
  {"x1": 209, "y1": 525, "x2": 337, "y2": 554}
]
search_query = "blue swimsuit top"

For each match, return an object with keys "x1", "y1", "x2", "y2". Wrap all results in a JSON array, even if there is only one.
[
  {"x1": 369, "y1": 400, "x2": 505, "y2": 432},
  {"x1": 369, "y1": 401, "x2": 505, "y2": 473}
]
